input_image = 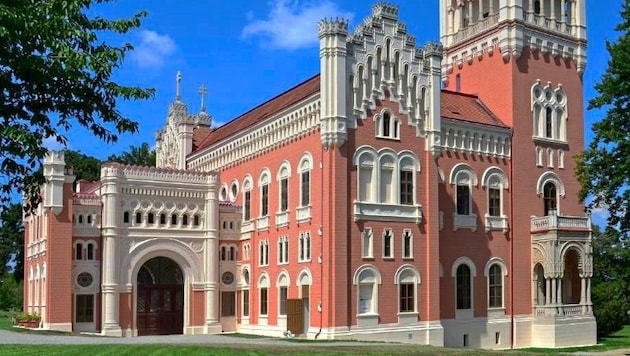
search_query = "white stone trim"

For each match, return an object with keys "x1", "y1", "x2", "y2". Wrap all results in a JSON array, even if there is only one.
[
  {"x1": 188, "y1": 95, "x2": 321, "y2": 172},
  {"x1": 536, "y1": 171, "x2": 566, "y2": 197},
  {"x1": 441, "y1": 119, "x2": 511, "y2": 158}
]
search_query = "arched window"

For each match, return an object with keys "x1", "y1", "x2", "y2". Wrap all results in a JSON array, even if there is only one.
[
  {"x1": 78, "y1": 215, "x2": 83, "y2": 224},
  {"x1": 395, "y1": 265, "x2": 420, "y2": 313},
  {"x1": 534, "y1": 263, "x2": 546, "y2": 306},
  {"x1": 298, "y1": 153, "x2": 313, "y2": 208},
  {"x1": 362, "y1": 228, "x2": 373, "y2": 258},
  {"x1": 193, "y1": 215, "x2": 200, "y2": 226},
  {"x1": 242, "y1": 176, "x2": 253, "y2": 221},
  {"x1": 160, "y1": 214, "x2": 166, "y2": 225},
  {"x1": 543, "y1": 182, "x2": 557, "y2": 215},
  {"x1": 75, "y1": 243, "x2": 83, "y2": 260},
  {"x1": 534, "y1": 0, "x2": 541, "y2": 14},
  {"x1": 353, "y1": 265, "x2": 381, "y2": 315},
  {"x1": 147, "y1": 213, "x2": 154, "y2": 224},
  {"x1": 450, "y1": 164, "x2": 477, "y2": 216},
  {"x1": 277, "y1": 273, "x2": 289, "y2": 316},
  {"x1": 182, "y1": 214, "x2": 189, "y2": 226},
  {"x1": 259, "y1": 274, "x2": 269, "y2": 316},
  {"x1": 123, "y1": 211, "x2": 130, "y2": 224},
  {"x1": 87, "y1": 215, "x2": 92, "y2": 224},
  {"x1": 379, "y1": 153, "x2": 396, "y2": 204},
  {"x1": 375, "y1": 110, "x2": 400, "y2": 139},
  {"x1": 171, "y1": 214, "x2": 178, "y2": 226},
  {"x1": 87, "y1": 243, "x2": 95, "y2": 260},
  {"x1": 221, "y1": 245, "x2": 227, "y2": 261},
  {"x1": 382, "y1": 229, "x2": 393, "y2": 259},
  {"x1": 545, "y1": 107, "x2": 553, "y2": 138},
  {"x1": 456, "y1": 264, "x2": 472, "y2": 310},
  {"x1": 230, "y1": 246, "x2": 236, "y2": 261},
  {"x1": 259, "y1": 170, "x2": 271, "y2": 217},
  {"x1": 135, "y1": 212, "x2": 142, "y2": 224},
  {"x1": 277, "y1": 162, "x2": 291, "y2": 213},
  {"x1": 488, "y1": 264, "x2": 503, "y2": 308}
]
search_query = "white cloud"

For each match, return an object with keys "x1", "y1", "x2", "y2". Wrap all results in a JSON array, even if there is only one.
[
  {"x1": 131, "y1": 30, "x2": 176, "y2": 69},
  {"x1": 241, "y1": 0, "x2": 353, "y2": 50},
  {"x1": 42, "y1": 136, "x2": 66, "y2": 151}
]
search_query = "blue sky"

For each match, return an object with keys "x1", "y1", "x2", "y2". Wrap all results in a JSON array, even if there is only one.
[{"x1": 49, "y1": 0, "x2": 620, "y2": 162}]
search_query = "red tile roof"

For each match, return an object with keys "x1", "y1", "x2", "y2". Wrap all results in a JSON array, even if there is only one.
[
  {"x1": 191, "y1": 74, "x2": 320, "y2": 155},
  {"x1": 441, "y1": 90, "x2": 508, "y2": 128},
  {"x1": 190, "y1": 77, "x2": 507, "y2": 157}
]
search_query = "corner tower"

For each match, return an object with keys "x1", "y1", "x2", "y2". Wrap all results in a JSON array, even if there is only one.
[{"x1": 440, "y1": 0, "x2": 594, "y2": 348}]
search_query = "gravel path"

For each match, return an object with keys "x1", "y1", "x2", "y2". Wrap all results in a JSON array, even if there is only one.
[{"x1": 0, "y1": 329, "x2": 374, "y2": 347}]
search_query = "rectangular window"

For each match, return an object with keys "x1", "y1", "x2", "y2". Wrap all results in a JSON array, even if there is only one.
[
  {"x1": 243, "y1": 290, "x2": 250, "y2": 317},
  {"x1": 383, "y1": 229, "x2": 393, "y2": 258},
  {"x1": 279, "y1": 287, "x2": 288, "y2": 316},
  {"x1": 244, "y1": 191, "x2": 251, "y2": 220},
  {"x1": 400, "y1": 170, "x2": 414, "y2": 205},
  {"x1": 280, "y1": 178, "x2": 288, "y2": 211},
  {"x1": 301, "y1": 171, "x2": 310, "y2": 206},
  {"x1": 489, "y1": 266, "x2": 503, "y2": 308},
  {"x1": 399, "y1": 283, "x2": 414, "y2": 312},
  {"x1": 402, "y1": 230, "x2": 412, "y2": 258},
  {"x1": 76, "y1": 294, "x2": 94, "y2": 323},
  {"x1": 75, "y1": 245, "x2": 83, "y2": 260},
  {"x1": 488, "y1": 188, "x2": 501, "y2": 217},
  {"x1": 456, "y1": 185, "x2": 470, "y2": 215},
  {"x1": 362, "y1": 228, "x2": 373, "y2": 258},
  {"x1": 221, "y1": 291, "x2": 236, "y2": 317},
  {"x1": 261, "y1": 185, "x2": 269, "y2": 216},
  {"x1": 260, "y1": 288, "x2": 268, "y2": 315},
  {"x1": 278, "y1": 237, "x2": 288, "y2": 264}
]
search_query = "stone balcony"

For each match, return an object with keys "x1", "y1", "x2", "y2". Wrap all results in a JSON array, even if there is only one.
[
  {"x1": 534, "y1": 304, "x2": 591, "y2": 318},
  {"x1": 530, "y1": 213, "x2": 590, "y2": 234}
]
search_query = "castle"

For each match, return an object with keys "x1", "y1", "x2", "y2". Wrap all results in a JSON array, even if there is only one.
[{"x1": 23, "y1": 1, "x2": 596, "y2": 349}]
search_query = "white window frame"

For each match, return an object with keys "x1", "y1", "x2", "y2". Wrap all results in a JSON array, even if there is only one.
[
  {"x1": 394, "y1": 264, "x2": 421, "y2": 321},
  {"x1": 258, "y1": 240, "x2": 269, "y2": 267},
  {"x1": 277, "y1": 161, "x2": 291, "y2": 213},
  {"x1": 374, "y1": 109, "x2": 400, "y2": 140},
  {"x1": 242, "y1": 175, "x2": 253, "y2": 222},
  {"x1": 531, "y1": 81, "x2": 568, "y2": 142},
  {"x1": 402, "y1": 229, "x2": 413, "y2": 259},
  {"x1": 484, "y1": 258, "x2": 508, "y2": 315},
  {"x1": 297, "y1": 153, "x2": 313, "y2": 207},
  {"x1": 449, "y1": 163, "x2": 478, "y2": 231},
  {"x1": 362, "y1": 228, "x2": 374, "y2": 259},
  {"x1": 298, "y1": 231, "x2": 311, "y2": 262},
  {"x1": 258, "y1": 273, "x2": 270, "y2": 322},
  {"x1": 382, "y1": 228, "x2": 394, "y2": 259},
  {"x1": 481, "y1": 167, "x2": 509, "y2": 232},
  {"x1": 353, "y1": 264, "x2": 381, "y2": 320},
  {"x1": 277, "y1": 272, "x2": 290, "y2": 319},
  {"x1": 451, "y1": 256, "x2": 477, "y2": 319},
  {"x1": 277, "y1": 235, "x2": 289, "y2": 265}
]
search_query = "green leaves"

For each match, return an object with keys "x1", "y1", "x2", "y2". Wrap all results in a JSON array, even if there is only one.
[
  {"x1": 108, "y1": 142, "x2": 156, "y2": 167},
  {"x1": 0, "y1": 0, "x2": 154, "y2": 212},
  {"x1": 577, "y1": 0, "x2": 630, "y2": 234}
]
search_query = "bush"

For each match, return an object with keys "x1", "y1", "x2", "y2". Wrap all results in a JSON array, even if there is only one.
[{"x1": 592, "y1": 280, "x2": 630, "y2": 338}]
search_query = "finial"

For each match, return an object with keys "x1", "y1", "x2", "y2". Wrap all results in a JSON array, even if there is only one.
[
  {"x1": 176, "y1": 71, "x2": 182, "y2": 102},
  {"x1": 199, "y1": 85, "x2": 207, "y2": 113}
]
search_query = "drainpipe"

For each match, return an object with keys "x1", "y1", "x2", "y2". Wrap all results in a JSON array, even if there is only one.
[
  {"x1": 509, "y1": 130, "x2": 514, "y2": 349},
  {"x1": 315, "y1": 145, "x2": 324, "y2": 339}
]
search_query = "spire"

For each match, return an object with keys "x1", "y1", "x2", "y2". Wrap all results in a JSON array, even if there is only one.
[
  {"x1": 176, "y1": 70, "x2": 182, "y2": 102},
  {"x1": 199, "y1": 85, "x2": 207, "y2": 113}
]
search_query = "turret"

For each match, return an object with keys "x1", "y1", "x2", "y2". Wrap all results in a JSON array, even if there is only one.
[{"x1": 319, "y1": 17, "x2": 349, "y2": 150}]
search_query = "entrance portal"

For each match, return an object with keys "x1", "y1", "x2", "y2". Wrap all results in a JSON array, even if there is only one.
[{"x1": 136, "y1": 257, "x2": 184, "y2": 336}]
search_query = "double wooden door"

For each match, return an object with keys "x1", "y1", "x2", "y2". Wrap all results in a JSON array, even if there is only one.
[{"x1": 137, "y1": 284, "x2": 184, "y2": 336}]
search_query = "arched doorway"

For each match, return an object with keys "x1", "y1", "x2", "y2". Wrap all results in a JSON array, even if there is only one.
[
  {"x1": 533, "y1": 263, "x2": 546, "y2": 306},
  {"x1": 563, "y1": 249, "x2": 581, "y2": 304},
  {"x1": 137, "y1": 257, "x2": 184, "y2": 335}
]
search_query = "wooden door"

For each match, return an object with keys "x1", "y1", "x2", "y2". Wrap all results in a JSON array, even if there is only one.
[{"x1": 287, "y1": 299, "x2": 303, "y2": 335}]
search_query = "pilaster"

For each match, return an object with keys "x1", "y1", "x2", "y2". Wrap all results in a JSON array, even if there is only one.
[{"x1": 204, "y1": 172, "x2": 220, "y2": 329}]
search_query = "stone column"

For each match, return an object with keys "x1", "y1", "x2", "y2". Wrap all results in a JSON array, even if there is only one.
[
  {"x1": 100, "y1": 164, "x2": 122, "y2": 337},
  {"x1": 586, "y1": 277, "x2": 592, "y2": 313},
  {"x1": 204, "y1": 173, "x2": 221, "y2": 332},
  {"x1": 580, "y1": 277, "x2": 587, "y2": 313},
  {"x1": 556, "y1": 278, "x2": 563, "y2": 315},
  {"x1": 545, "y1": 278, "x2": 552, "y2": 305}
]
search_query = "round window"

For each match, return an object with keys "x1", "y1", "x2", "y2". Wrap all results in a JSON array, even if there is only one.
[
  {"x1": 219, "y1": 185, "x2": 228, "y2": 201},
  {"x1": 222, "y1": 272, "x2": 234, "y2": 285},
  {"x1": 77, "y1": 272, "x2": 93, "y2": 288},
  {"x1": 229, "y1": 182, "x2": 238, "y2": 202}
]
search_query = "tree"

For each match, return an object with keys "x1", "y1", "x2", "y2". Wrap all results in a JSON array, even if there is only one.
[
  {"x1": 0, "y1": 0, "x2": 154, "y2": 213},
  {"x1": 64, "y1": 150, "x2": 103, "y2": 182},
  {"x1": 108, "y1": 142, "x2": 156, "y2": 166},
  {"x1": 576, "y1": 0, "x2": 630, "y2": 233},
  {"x1": 590, "y1": 225, "x2": 630, "y2": 337},
  {"x1": 0, "y1": 203, "x2": 24, "y2": 282}
]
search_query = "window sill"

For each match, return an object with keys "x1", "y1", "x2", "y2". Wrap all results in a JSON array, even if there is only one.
[
  {"x1": 258, "y1": 315, "x2": 268, "y2": 326},
  {"x1": 532, "y1": 136, "x2": 568, "y2": 147},
  {"x1": 485, "y1": 215, "x2": 508, "y2": 232},
  {"x1": 382, "y1": 257, "x2": 395, "y2": 260},
  {"x1": 375, "y1": 135, "x2": 401, "y2": 141},
  {"x1": 402, "y1": 257, "x2": 414, "y2": 261},
  {"x1": 296, "y1": 205, "x2": 312, "y2": 224},
  {"x1": 256, "y1": 216, "x2": 269, "y2": 232},
  {"x1": 354, "y1": 201, "x2": 423, "y2": 223},
  {"x1": 487, "y1": 307, "x2": 506, "y2": 318},
  {"x1": 241, "y1": 220, "x2": 255, "y2": 234},
  {"x1": 357, "y1": 312, "x2": 379, "y2": 327},
  {"x1": 298, "y1": 259, "x2": 312, "y2": 264},
  {"x1": 275, "y1": 211, "x2": 289, "y2": 228},
  {"x1": 453, "y1": 213, "x2": 477, "y2": 232}
]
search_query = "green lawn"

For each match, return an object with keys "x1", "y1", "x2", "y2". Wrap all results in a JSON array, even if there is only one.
[
  {"x1": 523, "y1": 325, "x2": 630, "y2": 353},
  {"x1": 0, "y1": 314, "x2": 629, "y2": 355}
]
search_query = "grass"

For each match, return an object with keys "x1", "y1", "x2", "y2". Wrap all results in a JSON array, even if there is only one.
[
  {"x1": 523, "y1": 325, "x2": 630, "y2": 354},
  {"x1": 0, "y1": 314, "x2": 629, "y2": 355}
]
